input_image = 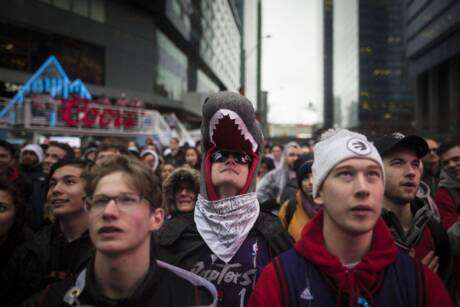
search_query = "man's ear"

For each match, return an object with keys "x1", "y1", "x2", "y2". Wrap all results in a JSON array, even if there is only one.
[
  {"x1": 149, "y1": 207, "x2": 164, "y2": 232},
  {"x1": 314, "y1": 189, "x2": 325, "y2": 206}
]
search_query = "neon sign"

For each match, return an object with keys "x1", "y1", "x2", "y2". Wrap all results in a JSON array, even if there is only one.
[
  {"x1": 0, "y1": 56, "x2": 92, "y2": 125},
  {"x1": 61, "y1": 98, "x2": 137, "y2": 129}
]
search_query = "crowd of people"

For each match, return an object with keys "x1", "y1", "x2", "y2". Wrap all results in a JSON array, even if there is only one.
[{"x1": 0, "y1": 91, "x2": 459, "y2": 306}]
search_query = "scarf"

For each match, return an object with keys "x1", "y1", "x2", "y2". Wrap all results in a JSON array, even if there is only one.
[
  {"x1": 299, "y1": 191, "x2": 319, "y2": 218},
  {"x1": 295, "y1": 210, "x2": 398, "y2": 307},
  {"x1": 439, "y1": 169, "x2": 460, "y2": 189},
  {"x1": 194, "y1": 192, "x2": 260, "y2": 263},
  {"x1": 381, "y1": 203, "x2": 432, "y2": 250}
]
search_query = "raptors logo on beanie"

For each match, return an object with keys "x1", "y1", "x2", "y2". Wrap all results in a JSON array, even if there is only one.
[{"x1": 312, "y1": 129, "x2": 385, "y2": 197}]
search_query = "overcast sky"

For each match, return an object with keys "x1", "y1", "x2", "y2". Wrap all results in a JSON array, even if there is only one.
[{"x1": 261, "y1": 0, "x2": 322, "y2": 125}]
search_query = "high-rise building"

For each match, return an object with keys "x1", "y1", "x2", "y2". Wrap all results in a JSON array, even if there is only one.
[
  {"x1": 0, "y1": 0, "x2": 242, "y2": 129},
  {"x1": 332, "y1": 0, "x2": 413, "y2": 136},
  {"x1": 404, "y1": 0, "x2": 460, "y2": 136}
]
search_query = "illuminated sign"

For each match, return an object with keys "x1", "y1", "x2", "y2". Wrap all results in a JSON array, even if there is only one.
[
  {"x1": 0, "y1": 56, "x2": 92, "y2": 125},
  {"x1": 60, "y1": 97, "x2": 137, "y2": 129}
]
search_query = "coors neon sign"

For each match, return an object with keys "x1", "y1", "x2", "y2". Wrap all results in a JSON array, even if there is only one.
[{"x1": 0, "y1": 56, "x2": 164, "y2": 135}]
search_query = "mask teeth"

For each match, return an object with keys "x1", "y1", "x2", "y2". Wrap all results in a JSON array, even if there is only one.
[
  {"x1": 208, "y1": 109, "x2": 258, "y2": 153},
  {"x1": 209, "y1": 111, "x2": 226, "y2": 145}
]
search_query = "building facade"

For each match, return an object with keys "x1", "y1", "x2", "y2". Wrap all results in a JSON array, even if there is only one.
[
  {"x1": 404, "y1": 0, "x2": 460, "y2": 137},
  {"x1": 0, "y1": 0, "x2": 242, "y2": 133},
  {"x1": 332, "y1": 0, "x2": 414, "y2": 136}
]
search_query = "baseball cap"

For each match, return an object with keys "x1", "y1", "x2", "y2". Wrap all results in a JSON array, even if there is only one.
[{"x1": 374, "y1": 132, "x2": 428, "y2": 158}]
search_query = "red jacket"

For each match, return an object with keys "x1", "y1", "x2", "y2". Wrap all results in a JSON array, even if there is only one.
[
  {"x1": 249, "y1": 210, "x2": 452, "y2": 307},
  {"x1": 436, "y1": 187, "x2": 460, "y2": 297}
]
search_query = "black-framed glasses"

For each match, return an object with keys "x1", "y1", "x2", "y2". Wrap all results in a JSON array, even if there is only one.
[
  {"x1": 85, "y1": 193, "x2": 145, "y2": 214},
  {"x1": 211, "y1": 150, "x2": 252, "y2": 165}
]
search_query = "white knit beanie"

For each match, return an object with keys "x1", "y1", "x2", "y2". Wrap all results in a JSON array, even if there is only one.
[
  {"x1": 312, "y1": 129, "x2": 384, "y2": 198},
  {"x1": 140, "y1": 149, "x2": 159, "y2": 171},
  {"x1": 21, "y1": 144, "x2": 45, "y2": 163}
]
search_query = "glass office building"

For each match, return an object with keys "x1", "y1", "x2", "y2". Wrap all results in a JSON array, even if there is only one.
[
  {"x1": 332, "y1": 0, "x2": 414, "y2": 135},
  {"x1": 0, "y1": 0, "x2": 243, "y2": 127}
]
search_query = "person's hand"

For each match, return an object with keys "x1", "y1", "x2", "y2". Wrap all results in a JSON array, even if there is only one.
[{"x1": 418, "y1": 250, "x2": 439, "y2": 273}]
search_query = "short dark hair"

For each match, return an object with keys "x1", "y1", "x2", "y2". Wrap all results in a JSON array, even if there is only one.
[
  {"x1": 96, "y1": 143, "x2": 128, "y2": 158},
  {"x1": 48, "y1": 141, "x2": 75, "y2": 160},
  {"x1": 271, "y1": 143, "x2": 283, "y2": 151},
  {"x1": 86, "y1": 155, "x2": 162, "y2": 209},
  {"x1": 260, "y1": 156, "x2": 275, "y2": 171},
  {"x1": 48, "y1": 159, "x2": 94, "y2": 181},
  {"x1": 0, "y1": 140, "x2": 15, "y2": 157},
  {"x1": 438, "y1": 139, "x2": 460, "y2": 158}
]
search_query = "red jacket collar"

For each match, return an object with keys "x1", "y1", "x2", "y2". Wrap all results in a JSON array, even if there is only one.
[{"x1": 295, "y1": 209, "x2": 398, "y2": 306}]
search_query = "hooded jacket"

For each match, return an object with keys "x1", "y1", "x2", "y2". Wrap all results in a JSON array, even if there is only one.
[
  {"x1": 381, "y1": 196, "x2": 454, "y2": 298},
  {"x1": 162, "y1": 167, "x2": 200, "y2": 216},
  {"x1": 249, "y1": 210, "x2": 452, "y2": 307},
  {"x1": 24, "y1": 257, "x2": 217, "y2": 307},
  {"x1": 140, "y1": 149, "x2": 160, "y2": 172},
  {"x1": 417, "y1": 181, "x2": 441, "y2": 221},
  {"x1": 257, "y1": 142, "x2": 299, "y2": 209},
  {"x1": 436, "y1": 170, "x2": 460, "y2": 299},
  {"x1": 155, "y1": 92, "x2": 293, "y2": 307},
  {"x1": 278, "y1": 190, "x2": 319, "y2": 242},
  {"x1": 0, "y1": 223, "x2": 93, "y2": 306}
]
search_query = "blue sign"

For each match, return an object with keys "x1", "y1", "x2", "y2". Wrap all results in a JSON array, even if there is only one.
[{"x1": 0, "y1": 56, "x2": 93, "y2": 124}]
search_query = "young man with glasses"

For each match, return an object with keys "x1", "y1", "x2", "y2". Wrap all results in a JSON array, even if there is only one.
[
  {"x1": 156, "y1": 92, "x2": 293, "y2": 307},
  {"x1": 1, "y1": 159, "x2": 93, "y2": 306},
  {"x1": 29, "y1": 155, "x2": 216, "y2": 307}
]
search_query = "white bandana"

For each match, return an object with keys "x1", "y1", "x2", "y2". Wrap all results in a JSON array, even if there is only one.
[{"x1": 194, "y1": 192, "x2": 260, "y2": 263}]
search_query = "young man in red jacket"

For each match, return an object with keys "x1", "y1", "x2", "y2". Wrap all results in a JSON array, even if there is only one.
[
  {"x1": 435, "y1": 139, "x2": 460, "y2": 300},
  {"x1": 249, "y1": 129, "x2": 452, "y2": 307}
]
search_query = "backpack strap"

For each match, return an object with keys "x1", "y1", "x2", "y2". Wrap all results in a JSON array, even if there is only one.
[
  {"x1": 284, "y1": 198, "x2": 297, "y2": 227},
  {"x1": 415, "y1": 260, "x2": 427, "y2": 307},
  {"x1": 273, "y1": 256, "x2": 291, "y2": 307},
  {"x1": 445, "y1": 187, "x2": 460, "y2": 213},
  {"x1": 426, "y1": 219, "x2": 456, "y2": 302}
]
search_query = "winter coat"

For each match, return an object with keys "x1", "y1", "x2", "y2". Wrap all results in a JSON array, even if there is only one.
[
  {"x1": 381, "y1": 196, "x2": 454, "y2": 299},
  {"x1": 436, "y1": 170, "x2": 460, "y2": 299},
  {"x1": 257, "y1": 143, "x2": 299, "y2": 209},
  {"x1": 23, "y1": 257, "x2": 217, "y2": 307},
  {"x1": 0, "y1": 224, "x2": 93, "y2": 306},
  {"x1": 249, "y1": 210, "x2": 453, "y2": 307},
  {"x1": 278, "y1": 190, "x2": 319, "y2": 242}
]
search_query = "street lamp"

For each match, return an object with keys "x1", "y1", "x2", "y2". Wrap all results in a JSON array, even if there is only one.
[
  {"x1": 245, "y1": 34, "x2": 272, "y2": 60},
  {"x1": 239, "y1": 34, "x2": 272, "y2": 96}
]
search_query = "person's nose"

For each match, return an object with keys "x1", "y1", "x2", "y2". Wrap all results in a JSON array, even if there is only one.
[
  {"x1": 101, "y1": 199, "x2": 120, "y2": 219},
  {"x1": 354, "y1": 173, "x2": 370, "y2": 198}
]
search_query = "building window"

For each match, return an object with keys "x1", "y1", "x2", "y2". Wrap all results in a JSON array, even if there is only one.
[
  {"x1": 72, "y1": 0, "x2": 89, "y2": 16},
  {"x1": 155, "y1": 31, "x2": 188, "y2": 100},
  {"x1": 0, "y1": 22, "x2": 105, "y2": 85},
  {"x1": 54, "y1": 0, "x2": 71, "y2": 10},
  {"x1": 37, "y1": 0, "x2": 105, "y2": 23}
]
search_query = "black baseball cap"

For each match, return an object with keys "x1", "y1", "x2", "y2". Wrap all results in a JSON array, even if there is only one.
[{"x1": 374, "y1": 132, "x2": 428, "y2": 158}]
